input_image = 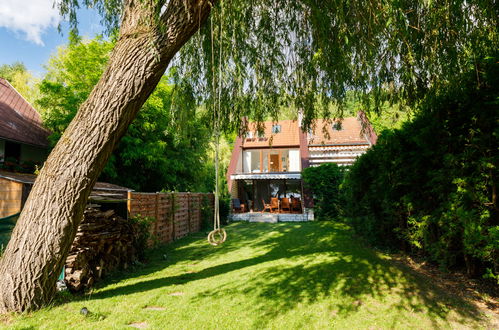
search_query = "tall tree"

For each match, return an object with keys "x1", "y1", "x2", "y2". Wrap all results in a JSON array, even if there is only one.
[
  {"x1": 38, "y1": 36, "x2": 213, "y2": 192},
  {"x1": 0, "y1": 0, "x2": 214, "y2": 313},
  {"x1": 0, "y1": 0, "x2": 496, "y2": 312},
  {"x1": 173, "y1": 0, "x2": 497, "y2": 131}
]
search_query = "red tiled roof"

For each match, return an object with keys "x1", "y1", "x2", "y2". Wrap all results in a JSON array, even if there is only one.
[
  {"x1": 242, "y1": 120, "x2": 300, "y2": 148},
  {"x1": 0, "y1": 78, "x2": 49, "y2": 147},
  {"x1": 307, "y1": 117, "x2": 369, "y2": 145}
]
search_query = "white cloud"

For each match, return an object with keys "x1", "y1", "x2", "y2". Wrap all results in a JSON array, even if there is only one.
[{"x1": 0, "y1": 0, "x2": 61, "y2": 45}]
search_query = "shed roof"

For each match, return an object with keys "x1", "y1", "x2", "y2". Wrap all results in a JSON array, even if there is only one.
[
  {"x1": 0, "y1": 170, "x2": 133, "y2": 201},
  {"x1": 0, "y1": 78, "x2": 50, "y2": 147}
]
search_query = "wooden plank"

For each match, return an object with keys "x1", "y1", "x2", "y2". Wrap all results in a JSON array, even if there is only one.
[
  {"x1": 154, "y1": 192, "x2": 159, "y2": 238},
  {"x1": 127, "y1": 191, "x2": 132, "y2": 219},
  {"x1": 171, "y1": 193, "x2": 175, "y2": 241}
]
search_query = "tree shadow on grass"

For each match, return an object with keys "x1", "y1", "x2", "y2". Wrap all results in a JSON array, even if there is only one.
[{"x1": 87, "y1": 222, "x2": 486, "y2": 327}]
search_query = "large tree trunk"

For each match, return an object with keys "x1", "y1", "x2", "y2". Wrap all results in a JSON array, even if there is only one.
[{"x1": 0, "y1": 0, "x2": 213, "y2": 313}]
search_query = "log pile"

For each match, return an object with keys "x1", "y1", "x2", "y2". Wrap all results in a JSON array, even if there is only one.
[{"x1": 65, "y1": 207, "x2": 138, "y2": 292}]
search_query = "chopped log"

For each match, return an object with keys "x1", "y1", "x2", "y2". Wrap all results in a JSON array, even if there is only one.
[{"x1": 64, "y1": 206, "x2": 140, "y2": 292}]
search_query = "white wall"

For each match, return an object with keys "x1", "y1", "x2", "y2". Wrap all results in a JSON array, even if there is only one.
[
  {"x1": 289, "y1": 149, "x2": 300, "y2": 172},
  {"x1": 243, "y1": 150, "x2": 251, "y2": 173},
  {"x1": 235, "y1": 150, "x2": 243, "y2": 173}
]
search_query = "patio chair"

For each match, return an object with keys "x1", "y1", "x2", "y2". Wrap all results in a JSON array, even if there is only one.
[
  {"x1": 270, "y1": 197, "x2": 279, "y2": 213},
  {"x1": 291, "y1": 197, "x2": 302, "y2": 213},
  {"x1": 262, "y1": 199, "x2": 272, "y2": 212},
  {"x1": 280, "y1": 198, "x2": 291, "y2": 213},
  {"x1": 232, "y1": 198, "x2": 246, "y2": 213}
]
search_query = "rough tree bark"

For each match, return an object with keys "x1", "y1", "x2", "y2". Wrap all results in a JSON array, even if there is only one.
[{"x1": 0, "y1": 0, "x2": 213, "y2": 313}]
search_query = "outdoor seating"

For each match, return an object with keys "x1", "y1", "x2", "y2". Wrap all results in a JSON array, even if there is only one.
[
  {"x1": 270, "y1": 197, "x2": 279, "y2": 213},
  {"x1": 291, "y1": 197, "x2": 302, "y2": 213},
  {"x1": 262, "y1": 199, "x2": 272, "y2": 212},
  {"x1": 280, "y1": 197, "x2": 291, "y2": 213},
  {"x1": 232, "y1": 198, "x2": 246, "y2": 213}
]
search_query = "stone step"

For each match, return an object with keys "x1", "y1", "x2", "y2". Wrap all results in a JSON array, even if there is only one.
[
  {"x1": 229, "y1": 211, "x2": 313, "y2": 222},
  {"x1": 248, "y1": 214, "x2": 278, "y2": 223}
]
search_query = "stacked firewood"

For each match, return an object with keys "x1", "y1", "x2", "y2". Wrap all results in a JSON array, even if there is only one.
[{"x1": 64, "y1": 207, "x2": 138, "y2": 292}]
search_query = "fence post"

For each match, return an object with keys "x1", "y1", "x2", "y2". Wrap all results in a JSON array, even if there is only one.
[
  {"x1": 154, "y1": 192, "x2": 159, "y2": 238},
  {"x1": 171, "y1": 192, "x2": 175, "y2": 241},
  {"x1": 127, "y1": 191, "x2": 132, "y2": 220},
  {"x1": 187, "y1": 192, "x2": 191, "y2": 234}
]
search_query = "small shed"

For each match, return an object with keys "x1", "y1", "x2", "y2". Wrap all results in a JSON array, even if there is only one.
[{"x1": 0, "y1": 170, "x2": 133, "y2": 218}]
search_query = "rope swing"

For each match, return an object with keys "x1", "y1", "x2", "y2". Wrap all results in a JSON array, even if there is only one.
[{"x1": 207, "y1": 2, "x2": 226, "y2": 246}]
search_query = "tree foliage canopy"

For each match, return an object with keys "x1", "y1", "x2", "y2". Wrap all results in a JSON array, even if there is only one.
[
  {"x1": 174, "y1": 0, "x2": 498, "y2": 131},
  {"x1": 56, "y1": 1, "x2": 498, "y2": 132},
  {"x1": 0, "y1": 62, "x2": 39, "y2": 104},
  {"x1": 37, "y1": 35, "x2": 214, "y2": 192},
  {"x1": 342, "y1": 54, "x2": 499, "y2": 281}
]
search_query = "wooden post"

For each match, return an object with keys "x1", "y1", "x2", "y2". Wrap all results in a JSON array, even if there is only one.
[
  {"x1": 154, "y1": 192, "x2": 159, "y2": 238},
  {"x1": 171, "y1": 192, "x2": 175, "y2": 241},
  {"x1": 198, "y1": 194, "x2": 202, "y2": 230},
  {"x1": 127, "y1": 191, "x2": 132, "y2": 220},
  {"x1": 252, "y1": 179, "x2": 256, "y2": 212},
  {"x1": 187, "y1": 192, "x2": 191, "y2": 234}
]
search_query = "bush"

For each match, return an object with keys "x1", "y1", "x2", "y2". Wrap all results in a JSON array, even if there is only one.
[
  {"x1": 342, "y1": 54, "x2": 499, "y2": 280},
  {"x1": 129, "y1": 215, "x2": 155, "y2": 260},
  {"x1": 302, "y1": 163, "x2": 345, "y2": 220},
  {"x1": 200, "y1": 195, "x2": 214, "y2": 230}
]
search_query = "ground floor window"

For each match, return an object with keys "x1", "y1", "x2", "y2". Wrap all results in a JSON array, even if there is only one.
[{"x1": 237, "y1": 179, "x2": 302, "y2": 212}]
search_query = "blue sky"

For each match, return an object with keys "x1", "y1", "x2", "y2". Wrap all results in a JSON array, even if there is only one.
[{"x1": 0, "y1": 2, "x2": 104, "y2": 77}]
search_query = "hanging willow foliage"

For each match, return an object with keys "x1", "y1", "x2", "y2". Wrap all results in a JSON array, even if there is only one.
[
  {"x1": 58, "y1": 0, "x2": 498, "y2": 132},
  {"x1": 172, "y1": 0, "x2": 498, "y2": 132}
]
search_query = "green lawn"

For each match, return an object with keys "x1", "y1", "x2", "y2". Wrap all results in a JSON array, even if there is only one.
[{"x1": 2, "y1": 221, "x2": 491, "y2": 329}]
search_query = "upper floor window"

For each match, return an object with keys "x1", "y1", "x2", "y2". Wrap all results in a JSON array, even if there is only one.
[
  {"x1": 245, "y1": 131, "x2": 254, "y2": 139},
  {"x1": 272, "y1": 124, "x2": 281, "y2": 133}
]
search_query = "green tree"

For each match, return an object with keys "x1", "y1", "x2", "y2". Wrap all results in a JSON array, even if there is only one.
[
  {"x1": 342, "y1": 55, "x2": 499, "y2": 280},
  {"x1": 38, "y1": 36, "x2": 213, "y2": 192},
  {"x1": 0, "y1": 62, "x2": 39, "y2": 104},
  {"x1": 37, "y1": 35, "x2": 114, "y2": 144},
  {"x1": 174, "y1": 0, "x2": 498, "y2": 131},
  {"x1": 0, "y1": 0, "x2": 496, "y2": 313}
]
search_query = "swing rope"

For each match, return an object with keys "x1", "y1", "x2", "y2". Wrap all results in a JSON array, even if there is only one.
[{"x1": 207, "y1": 2, "x2": 226, "y2": 246}]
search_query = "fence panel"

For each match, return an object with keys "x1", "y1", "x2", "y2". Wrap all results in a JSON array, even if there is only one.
[{"x1": 128, "y1": 192, "x2": 214, "y2": 244}]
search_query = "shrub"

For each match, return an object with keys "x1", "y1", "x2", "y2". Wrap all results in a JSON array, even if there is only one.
[
  {"x1": 302, "y1": 163, "x2": 345, "y2": 220},
  {"x1": 342, "y1": 54, "x2": 499, "y2": 279},
  {"x1": 129, "y1": 214, "x2": 155, "y2": 260}
]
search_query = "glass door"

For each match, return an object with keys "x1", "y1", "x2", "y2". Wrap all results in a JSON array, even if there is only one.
[{"x1": 270, "y1": 154, "x2": 280, "y2": 172}]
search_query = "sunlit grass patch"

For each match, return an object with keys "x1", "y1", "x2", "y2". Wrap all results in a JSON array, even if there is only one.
[{"x1": 4, "y1": 221, "x2": 489, "y2": 329}]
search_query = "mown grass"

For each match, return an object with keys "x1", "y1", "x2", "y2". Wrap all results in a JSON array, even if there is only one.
[{"x1": 2, "y1": 221, "x2": 490, "y2": 329}]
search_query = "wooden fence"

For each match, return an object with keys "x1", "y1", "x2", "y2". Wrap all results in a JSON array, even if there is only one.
[{"x1": 127, "y1": 192, "x2": 214, "y2": 244}]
